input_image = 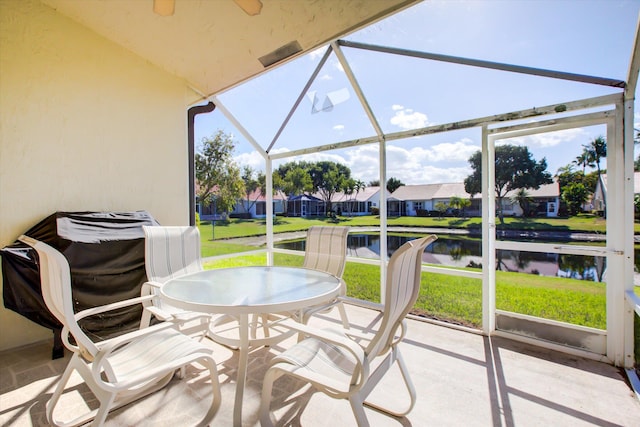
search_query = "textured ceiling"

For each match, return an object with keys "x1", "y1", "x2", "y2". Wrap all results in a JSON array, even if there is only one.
[{"x1": 41, "y1": 0, "x2": 418, "y2": 100}]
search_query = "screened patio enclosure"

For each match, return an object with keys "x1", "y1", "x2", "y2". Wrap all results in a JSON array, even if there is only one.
[{"x1": 191, "y1": 1, "x2": 640, "y2": 379}]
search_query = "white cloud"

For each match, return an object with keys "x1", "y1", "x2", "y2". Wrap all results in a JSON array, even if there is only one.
[
  {"x1": 390, "y1": 107, "x2": 430, "y2": 130},
  {"x1": 392, "y1": 104, "x2": 404, "y2": 111},
  {"x1": 319, "y1": 73, "x2": 332, "y2": 81},
  {"x1": 234, "y1": 151, "x2": 266, "y2": 171},
  {"x1": 308, "y1": 47, "x2": 328, "y2": 61},
  {"x1": 235, "y1": 147, "x2": 290, "y2": 172},
  {"x1": 333, "y1": 124, "x2": 345, "y2": 131},
  {"x1": 238, "y1": 137, "x2": 478, "y2": 186},
  {"x1": 340, "y1": 139, "x2": 477, "y2": 185},
  {"x1": 504, "y1": 128, "x2": 588, "y2": 148}
]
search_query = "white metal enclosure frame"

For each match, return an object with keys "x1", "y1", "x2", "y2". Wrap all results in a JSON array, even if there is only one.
[
  {"x1": 482, "y1": 103, "x2": 632, "y2": 366},
  {"x1": 203, "y1": 25, "x2": 639, "y2": 371}
]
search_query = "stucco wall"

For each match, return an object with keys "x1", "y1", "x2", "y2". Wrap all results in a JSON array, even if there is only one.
[{"x1": 0, "y1": 0, "x2": 193, "y2": 351}]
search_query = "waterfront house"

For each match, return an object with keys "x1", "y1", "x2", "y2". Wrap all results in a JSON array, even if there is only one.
[
  {"x1": 593, "y1": 172, "x2": 640, "y2": 214},
  {"x1": 230, "y1": 189, "x2": 287, "y2": 219},
  {"x1": 391, "y1": 180, "x2": 560, "y2": 218}
]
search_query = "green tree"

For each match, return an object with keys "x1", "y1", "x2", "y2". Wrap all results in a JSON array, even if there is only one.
[
  {"x1": 562, "y1": 182, "x2": 589, "y2": 216},
  {"x1": 195, "y1": 130, "x2": 244, "y2": 215},
  {"x1": 449, "y1": 196, "x2": 471, "y2": 217},
  {"x1": 281, "y1": 166, "x2": 313, "y2": 197},
  {"x1": 584, "y1": 136, "x2": 607, "y2": 176},
  {"x1": 434, "y1": 201, "x2": 448, "y2": 219},
  {"x1": 555, "y1": 164, "x2": 583, "y2": 194},
  {"x1": 573, "y1": 151, "x2": 594, "y2": 175},
  {"x1": 583, "y1": 171, "x2": 600, "y2": 195},
  {"x1": 464, "y1": 144, "x2": 552, "y2": 223},
  {"x1": 240, "y1": 165, "x2": 260, "y2": 213},
  {"x1": 386, "y1": 177, "x2": 404, "y2": 193},
  {"x1": 366, "y1": 178, "x2": 403, "y2": 193},
  {"x1": 307, "y1": 161, "x2": 353, "y2": 214},
  {"x1": 343, "y1": 179, "x2": 365, "y2": 216},
  {"x1": 511, "y1": 188, "x2": 533, "y2": 217}
]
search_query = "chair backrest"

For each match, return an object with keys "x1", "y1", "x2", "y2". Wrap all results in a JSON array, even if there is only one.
[
  {"x1": 303, "y1": 226, "x2": 349, "y2": 278},
  {"x1": 143, "y1": 226, "x2": 203, "y2": 283},
  {"x1": 19, "y1": 235, "x2": 99, "y2": 359},
  {"x1": 365, "y1": 235, "x2": 437, "y2": 358}
]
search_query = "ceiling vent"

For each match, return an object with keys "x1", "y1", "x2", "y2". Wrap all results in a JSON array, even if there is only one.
[{"x1": 259, "y1": 41, "x2": 303, "y2": 68}]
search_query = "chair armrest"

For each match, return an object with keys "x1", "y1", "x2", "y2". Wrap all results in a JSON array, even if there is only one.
[
  {"x1": 145, "y1": 306, "x2": 174, "y2": 322},
  {"x1": 141, "y1": 280, "x2": 164, "y2": 295},
  {"x1": 74, "y1": 295, "x2": 155, "y2": 322},
  {"x1": 272, "y1": 317, "x2": 366, "y2": 365},
  {"x1": 143, "y1": 280, "x2": 163, "y2": 289}
]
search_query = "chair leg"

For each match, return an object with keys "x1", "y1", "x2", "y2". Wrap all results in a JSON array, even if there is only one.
[
  {"x1": 197, "y1": 356, "x2": 222, "y2": 427},
  {"x1": 337, "y1": 301, "x2": 350, "y2": 329},
  {"x1": 48, "y1": 355, "x2": 117, "y2": 427},
  {"x1": 349, "y1": 394, "x2": 371, "y2": 427},
  {"x1": 362, "y1": 348, "x2": 416, "y2": 417},
  {"x1": 259, "y1": 367, "x2": 283, "y2": 427},
  {"x1": 47, "y1": 357, "x2": 78, "y2": 426},
  {"x1": 93, "y1": 394, "x2": 117, "y2": 426},
  {"x1": 393, "y1": 349, "x2": 417, "y2": 416}
]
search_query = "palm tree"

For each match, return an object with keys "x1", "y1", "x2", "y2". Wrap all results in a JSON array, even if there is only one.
[
  {"x1": 511, "y1": 188, "x2": 533, "y2": 217},
  {"x1": 449, "y1": 196, "x2": 471, "y2": 217},
  {"x1": 573, "y1": 151, "x2": 593, "y2": 175},
  {"x1": 585, "y1": 136, "x2": 607, "y2": 176}
]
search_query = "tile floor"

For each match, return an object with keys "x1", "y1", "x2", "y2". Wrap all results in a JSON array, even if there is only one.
[{"x1": 1, "y1": 304, "x2": 639, "y2": 426}]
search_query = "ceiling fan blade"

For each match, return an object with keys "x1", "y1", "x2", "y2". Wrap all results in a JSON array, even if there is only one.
[
  {"x1": 233, "y1": 0, "x2": 263, "y2": 16},
  {"x1": 153, "y1": 0, "x2": 175, "y2": 17}
]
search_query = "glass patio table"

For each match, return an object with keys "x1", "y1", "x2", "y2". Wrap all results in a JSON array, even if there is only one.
[{"x1": 160, "y1": 266, "x2": 342, "y2": 427}]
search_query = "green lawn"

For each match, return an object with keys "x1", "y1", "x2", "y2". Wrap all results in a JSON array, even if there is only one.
[
  {"x1": 203, "y1": 252, "x2": 617, "y2": 330},
  {"x1": 199, "y1": 213, "x2": 639, "y2": 241},
  {"x1": 200, "y1": 216, "x2": 640, "y2": 364}
]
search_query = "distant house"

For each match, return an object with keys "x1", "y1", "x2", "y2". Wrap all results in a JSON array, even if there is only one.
[
  {"x1": 286, "y1": 194, "x2": 325, "y2": 217},
  {"x1": 391, "y1": 182, "x2": 478, "y2": 216},
  {"x1": 592, "y1": 172, "x2": 640, "y2": 213},
  {"x1": 391, "y1": 180, "x2": 560, "y2": 218},
  {"x1": 331, "y1": 186, "x2": 395, "y2": 216},
  {"x1": 230, "y1": 189, "x2": 287, "y2": 219}
]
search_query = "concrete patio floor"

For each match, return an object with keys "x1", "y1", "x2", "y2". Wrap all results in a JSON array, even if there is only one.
[{"x1": 1, "y1": 303, "x2": 639, "y2": 426}]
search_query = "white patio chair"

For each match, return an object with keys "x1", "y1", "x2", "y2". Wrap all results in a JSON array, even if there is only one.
[
  {"x1": 19, "y1": 235, "x2": 221, "y2": 427},
  {"x1": 260, "y1": 234, "x2": 437, "y2": 427},
  {"x1": 140, "y1": 225, "x2": 210, "y2": 334},
  {"x1": 298, "y1": 225, "x2": 350, "y2": 328}
]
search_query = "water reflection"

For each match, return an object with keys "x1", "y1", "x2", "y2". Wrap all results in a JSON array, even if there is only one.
[{"x1": 275, "y1": 234, "x2": 632, "y2": 283}]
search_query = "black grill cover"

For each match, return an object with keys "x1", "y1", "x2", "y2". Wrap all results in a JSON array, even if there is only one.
[{"x1": 1, "y1": 211, "x2": 159, "y2": 358}]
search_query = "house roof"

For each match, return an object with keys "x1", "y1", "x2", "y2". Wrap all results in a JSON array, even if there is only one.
[
  {"x1": 391, "y1": 183, "x2": 473, "y2": 201},
  {"x1": 331, "y1": 186, "x2": 392, "y2": 203},
  {"x1": 391, "y1": 180, "x2": 560, "y2": 201},
  {"x1": 41, "y1": 0, "x2": 417, "y2": 100},
  {"x1": 242, "y1": 189, "x2": 287, "y2": 202},
  {"x1": 288, "y1": 194, "x2": 323, "y2": 202},
  {"x1": 599, "y1": 172, "x2": 640, "y2": 194},
  {"x1": 507, "y1": 181, "x2": 560, "y2": 199}
]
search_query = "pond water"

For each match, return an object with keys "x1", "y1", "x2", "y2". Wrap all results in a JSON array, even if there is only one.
[{"x1": 276, "y1": 234, "x2": 640, "y2": 283}]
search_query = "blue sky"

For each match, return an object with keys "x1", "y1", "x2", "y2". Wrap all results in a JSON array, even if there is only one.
[{"x1": 195, "y1": 0, "x2": 640, "y2": 186}]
